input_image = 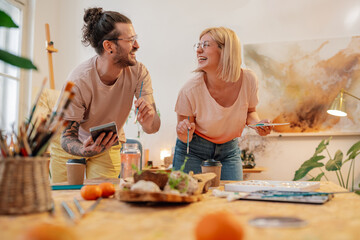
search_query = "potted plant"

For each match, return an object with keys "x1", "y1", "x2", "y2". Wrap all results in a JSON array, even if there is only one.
[
  {"x1": 238, "y1": 128, "x2": 268, "y2": 169},
  {"x1": 0, "y1": 10, "x2": 36, "y2": 69},
  {"x1": 293, "y1": 137, "x2": 360, "y2": 192}
]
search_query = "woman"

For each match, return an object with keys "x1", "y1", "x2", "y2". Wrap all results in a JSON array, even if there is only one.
[{"x1": 173, "y1": 27, "x2": 271, "y2": 180}]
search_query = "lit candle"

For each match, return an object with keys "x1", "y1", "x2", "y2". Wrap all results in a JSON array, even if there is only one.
[{"x1": 160, "y1": 149, "x2": 171, "y2": 161}]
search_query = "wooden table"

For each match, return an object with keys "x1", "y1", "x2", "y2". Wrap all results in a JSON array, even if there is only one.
[
  {"x1": 243, "y1": 166, "x2": 266, "y2": 180},
  {"x1": 1, "y1": 180, "x2": 359, "y2": 240}
]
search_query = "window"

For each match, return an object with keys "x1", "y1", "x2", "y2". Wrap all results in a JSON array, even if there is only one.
[{"x1": 0, "y1": 0, "x2": 30, "y2": 133}]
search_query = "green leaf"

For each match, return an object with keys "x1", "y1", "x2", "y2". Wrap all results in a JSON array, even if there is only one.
[
  {"x1": 356, "y1": 184, "x2": 360, "y2": 195},
  {"x1": 0, "y1": 49, "x2": 37, "y2": 70},
  {"x1": 293, "y1": 155, "x2": 325, "y2": 180},
  {"x1": 346, "y1": 141, "x2": 360, "y2": 159},
  {"x1": 313, "y1": 137, "x2": 331, "y2": 156},
  {"x1": 180, "y1": 156, "x2": 188, "y2": 172},
  {"x1": 0, "y1": 10, "x2": 18, "y2": 28},
  {"x1": 311, "y1": 172, "x2": 325, "y2": 181},
  {"x1": 325, "y1": 150, "x2": 343, "y2": 171}
]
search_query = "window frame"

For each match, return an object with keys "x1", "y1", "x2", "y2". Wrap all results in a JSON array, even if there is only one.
[{"x1": 0, "y1": 0, "x2": 34, "y2": 130}]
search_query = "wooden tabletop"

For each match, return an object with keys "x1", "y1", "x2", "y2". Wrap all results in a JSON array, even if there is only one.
[
  {"x1": 243, "y1": 166, "x2": 266, "y2": 173},
  {"x1": 0, "y1": 180, "x2": 359, "y2": 240}
]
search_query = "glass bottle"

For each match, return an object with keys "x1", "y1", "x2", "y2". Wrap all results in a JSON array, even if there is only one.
[{"x1": 120, "y1": 143, "x2": 141, "y2": 178}]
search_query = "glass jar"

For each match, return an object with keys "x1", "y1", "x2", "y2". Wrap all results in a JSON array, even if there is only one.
[{"x1": 120, "y1": 143, "x2": 141, "y2": 178}]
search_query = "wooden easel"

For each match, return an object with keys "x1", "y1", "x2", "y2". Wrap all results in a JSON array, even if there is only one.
[{"x1": 45, "y1": 23, "x2": 58, "y2": 89}]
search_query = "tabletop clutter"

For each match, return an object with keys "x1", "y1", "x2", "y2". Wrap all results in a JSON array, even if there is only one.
[
  {"x1": 0, "y1": 79, "x2": 356, "y2": 239},
  {"x1": 1, "y1": 156, "x2": 359, "y2": 240}
]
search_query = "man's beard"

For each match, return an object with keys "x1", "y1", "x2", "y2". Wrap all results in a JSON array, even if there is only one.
[{"x1": 114, "y1": 46, "x2": 137, "y2": 67}]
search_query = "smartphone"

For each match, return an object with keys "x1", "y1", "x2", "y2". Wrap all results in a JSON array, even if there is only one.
[{"x1": 89, "y1": 121, "x2": 119, "y2": 146}]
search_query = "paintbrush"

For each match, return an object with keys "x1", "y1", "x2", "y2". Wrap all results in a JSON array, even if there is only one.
[
  {"x1": 26, "y1": 77, "x2": 47, "y2": 130},
  {"x1": 31, "y1": 89, "x2": 74, "y2": 156},
  {"x1": 187, "y1": 116, "x2": 190, "y2": 154},
  {"x1": 34, "y1": 120, "x2": 68, "y2": 156},
  {"x1": 49, "y1": 92, "x2": 75, "y2": 131},
  {"x1": 20, "y1": 125, "x2": 32, "y2": 156},
  {"x1": 85, "y1": 197, "x2": 102, "y2": 214},
  {"x1": 247, "y1": 123, "x2": 290, "y2": 128},
  {"x1": 28, "y1": 117, "x2": 47, "y2": 149},
  {"x1": 61, "y1": 201, "x2": 76, "y2": 223},
  {"x1": 261, "y1": 191, "x2": 354, "y2": 198},
  {"x1": 73, "y1": 198, "x2": 85, "y2": 217},
  {"x1": 73, "y1": 197, "x2": 102, "y2": 218},
  {"x1": 134, "y1": 81, "x2": 144, "y2": 124},
  {"x1": 26, "y1": 117, "x2": 39, "y2": 141},
  {"x1": 0, "y1": 132, "x2": 9, "y2": 157},
  {"x1": 46, "y1": 81, "x2": 75, "y2": 128}
]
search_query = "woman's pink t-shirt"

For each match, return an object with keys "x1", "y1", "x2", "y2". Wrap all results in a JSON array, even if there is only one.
[{"x1": 175, "y1": 68, "x2": 258, "y2": 144}]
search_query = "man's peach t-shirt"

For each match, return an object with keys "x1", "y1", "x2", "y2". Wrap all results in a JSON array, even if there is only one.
[
  {"x1": 175, "y1": 68, "x2": 258, "y2": 144},
  {"x1": 63, "y1": 56, "x2": 154, "y2": 143}
]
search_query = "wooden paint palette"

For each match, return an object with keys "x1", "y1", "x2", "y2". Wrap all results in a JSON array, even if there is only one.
[{"x1": 118, "y1": 172, "x2": 216, "y2": 203}]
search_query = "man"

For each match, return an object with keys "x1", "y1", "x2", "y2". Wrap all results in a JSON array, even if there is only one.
[{"x1": 50, "y1": 7, "x2": 160, "y2": 183}]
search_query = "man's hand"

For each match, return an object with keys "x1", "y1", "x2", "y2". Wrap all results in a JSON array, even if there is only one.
[
  {"x1": 134, "y1": 98, "x2": 160, "y2": 133},
  {"x1": 134, "y1": 98, "x2": 155, "y2": 124},
  {"x1": 82, "y1": 132, "x2": 118, "y2": 157},
  {"x1": 61, "y1": 121, "x2": 118, "y2": 157}
]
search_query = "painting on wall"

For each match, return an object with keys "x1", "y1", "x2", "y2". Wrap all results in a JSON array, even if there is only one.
[{"x1": 244, "y1": 36, "x2": 360, "y2": 135}]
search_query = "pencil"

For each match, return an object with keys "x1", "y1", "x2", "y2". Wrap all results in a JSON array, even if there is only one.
[{"x1": 134, "y1": 81, "x2": 144, "y2": 124}]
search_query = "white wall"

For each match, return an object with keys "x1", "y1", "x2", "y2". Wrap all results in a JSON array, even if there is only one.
[{"x1": 30, "y1": 0, "x2": 360, "y2": 186}]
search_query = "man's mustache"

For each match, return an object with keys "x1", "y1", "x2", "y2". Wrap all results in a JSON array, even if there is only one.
[{"x1": 130, "y1": 48, "x2": 138, "y2": 54}]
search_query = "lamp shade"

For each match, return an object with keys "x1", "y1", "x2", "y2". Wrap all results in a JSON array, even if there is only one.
[{"x1": 327, "y1": 92, "x2": 347, "y2": 117}]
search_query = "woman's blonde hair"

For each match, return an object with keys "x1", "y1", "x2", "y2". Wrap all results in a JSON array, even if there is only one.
[{"x1": 196, "y1": 27, "x2": 242, "y2": 83}]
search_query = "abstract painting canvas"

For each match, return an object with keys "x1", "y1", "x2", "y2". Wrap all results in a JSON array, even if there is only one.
[{"x1": 244, "y1": 36, "x2": 360, "y2": 134}]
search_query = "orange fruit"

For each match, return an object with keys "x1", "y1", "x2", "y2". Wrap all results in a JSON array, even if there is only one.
[
  {"x1": 195, "y1": 211, "x2": 244, "y2": 240},
  {"x1": 80, "y1": 185, "x2": 102, "y2": 200},
  {"x1": 21, "y1": 222, "x2": 77, "y2": 240},
  {"x1": 99, "y1": 182, "x2": 116, "y2": 198}
]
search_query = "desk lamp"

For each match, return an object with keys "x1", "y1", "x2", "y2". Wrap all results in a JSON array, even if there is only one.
[{"x1": 327, "y1": 88, "x2": 360, "y2": 117}]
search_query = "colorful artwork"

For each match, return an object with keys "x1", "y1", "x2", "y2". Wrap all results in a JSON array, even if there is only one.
[{"x1": 244, "y1": 36, "x2": 360, "y2": 134}]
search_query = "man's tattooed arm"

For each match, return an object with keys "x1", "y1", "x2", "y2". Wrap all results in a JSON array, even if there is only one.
[{"x1": 61, "y1": 121, "x2": 99, "y2": 157}]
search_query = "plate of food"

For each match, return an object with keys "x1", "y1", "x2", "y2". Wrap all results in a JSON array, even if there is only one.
[{"x1": 118, "y1": 170, "x2": 216, "y2": 203}]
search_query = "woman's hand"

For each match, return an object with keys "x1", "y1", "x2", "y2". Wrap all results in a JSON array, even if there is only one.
[
  {"x1": 176, "y1": 117, "x2": 195, "y2": 143},
  {"x1": 252, "y1": 119, "x2": 273, "y2": 136}
]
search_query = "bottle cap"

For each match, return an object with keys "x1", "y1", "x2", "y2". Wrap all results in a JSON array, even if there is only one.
[
  {"x1": 201, "y1": 159, "x2": 222, "y2": 167},
  {"x1": 66, "y1": 158, "x2": 86, "y2": 165}
]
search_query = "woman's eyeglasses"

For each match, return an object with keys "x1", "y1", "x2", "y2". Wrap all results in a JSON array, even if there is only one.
[{"x1": 193, "y1": 41, "x2": 210, "y2": 51}]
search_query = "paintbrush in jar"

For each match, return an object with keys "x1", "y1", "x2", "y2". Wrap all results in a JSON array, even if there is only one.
[
  {"x1": 46, "y1": 81, "x2": 75, "y2": 128},
  {"x1": 34, "y1": 120, "x2": 68, "y2": 156},
  {"x1": 26, "y1": 77, "x2": 47, "y2": 131},
  {"x1": 0, "y1": 131, "x2": 9, "y2": 157}
]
